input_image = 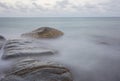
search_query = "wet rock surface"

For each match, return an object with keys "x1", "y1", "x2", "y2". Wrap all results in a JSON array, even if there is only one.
[
  {"x1": 2, "y1": 58, "x2": 73, "y2": 81},
  {"x1": 2, "y1": 39, "x2": 57, "y2": 59},
  {"x1": 0, "y1": 35, "x2": 6, "y2": 49},
  {"x1": 0, "y1": 35, "x2": 5, "y2": 40},
  {"x1": 21, "y1": 27, "x2": 64, "y2": 39},
  {"x1": 0, "y1": 28, "x2": 73, "y2": 81},
  {"x1": 0, "y1": 75, "x2": 27, "y2": 81}
]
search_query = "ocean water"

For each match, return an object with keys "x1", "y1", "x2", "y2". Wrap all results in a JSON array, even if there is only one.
[{"x1": 0, "y1": 17, "x2": 120, "y2": 81}]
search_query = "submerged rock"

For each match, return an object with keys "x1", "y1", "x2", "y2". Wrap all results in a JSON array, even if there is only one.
[
  {"x1": 21, "y1": 27, "x2": 64, "y2": 39},
  {"x1": 2, "y1": 39, "x2": 57, "y2": 59},
  {"x1": 0, "y1": 35, "x2": 6, "y2": 49},
  {"x1": 3, "y1": 58, "x2": 73, "y2": 81}
]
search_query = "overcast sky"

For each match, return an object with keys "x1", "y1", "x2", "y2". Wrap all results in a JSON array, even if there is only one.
[{"x1": 0, "y1": 0, "x2": 120, "y2": 17}]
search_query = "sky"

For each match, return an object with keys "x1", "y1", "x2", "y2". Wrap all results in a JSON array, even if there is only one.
[{"x1": 0, "y1": 0, "x2": 120, "y2": 17}]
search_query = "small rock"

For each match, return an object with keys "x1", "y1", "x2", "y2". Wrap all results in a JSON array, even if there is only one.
[
  {"x1": 21, "y1": 27, "x2": 64, "y2": 39},
  {"x1": 0, "y1": 35, "x2": 6, "y2": 49},
  {"x1": 0, "y1": 35, "x2": 5, "y2": 40}
]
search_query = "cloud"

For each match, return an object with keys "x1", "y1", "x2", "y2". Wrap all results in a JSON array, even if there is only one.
[
  {"x1": 0, "y1": 2, "x2": 9, "y2": 9},
  {"x1": 0, "y1": 0, "x2": 120, "y2": 17},
  {"x1": 55, "y1": 0, "x2": 70, "y2": 8},
  {"x1": 32, "y1": 2, "x2": 48, "y2": 11},
  {"x1": 15, "y1": 1, "x2": 29, "y2": 12}
]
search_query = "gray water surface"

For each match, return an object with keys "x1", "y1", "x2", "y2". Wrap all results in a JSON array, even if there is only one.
[{"x1": 0, "y1": 17, "x2": 120, "y2": 81}]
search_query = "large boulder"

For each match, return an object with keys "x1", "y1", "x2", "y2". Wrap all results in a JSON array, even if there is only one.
[
  {"x1": 2, "y1": 58, "x2": 73, "y2": 81},
  {"x1": 0, "y1": 35, "x2": 6, "y2": 49},
  {"x1": 21, "y1": 27, "x2": 64, "y2": 39},
  {"x1": 2, "y1": 39, "x2": 57, "y2": 59}
]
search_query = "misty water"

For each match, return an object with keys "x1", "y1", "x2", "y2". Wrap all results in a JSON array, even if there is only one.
[
  {"x1": 0, "y1": 41, "x2": 12, "y2": 79},
  {"x1": 0, "y1": 17, "x2": 120, "y2": 81}
]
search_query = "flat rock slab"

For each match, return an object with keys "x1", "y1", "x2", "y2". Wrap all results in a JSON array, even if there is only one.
[
  {"x1": 0, "y1": 75, "x2": 27, "y2": 81},
  {"x1": 2, "y1": 39, "x2": 57, "y2": 59},
  {"x1": 2, "y1": 58, "x2": 73, "y2": 81}
]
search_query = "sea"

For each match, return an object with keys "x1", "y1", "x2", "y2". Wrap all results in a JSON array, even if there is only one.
[{"x1": 0, "y1": 17, "x2": 120, "y2": 81}]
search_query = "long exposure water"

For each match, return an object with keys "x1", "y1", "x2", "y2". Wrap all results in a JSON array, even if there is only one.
[
  {"x1": 0, "y1": 17, "x2": 120, "y2": 81},
  {"x1": 0, "y1": 41, "x2": 12, "y2": 80}
]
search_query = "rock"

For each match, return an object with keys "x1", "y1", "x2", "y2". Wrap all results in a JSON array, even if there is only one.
[
  {"x1": 2, "y1": 39, "x2": 57, "y2": 59},
  {"x1": 0, "y1": 35, "x2": 6, "y2": 49},
  {"x1": 21, "y1": 27, "x2": 64, "y2": 39},
  {"x1": 0, "y1": 75, "x2": 27, "y2": 81},
  {"x1": 4, "y1": 58, "x2": 73, "y2": 81},
  {"x1": 0, "y1": 35, "x2": 5, "y2": 40}
]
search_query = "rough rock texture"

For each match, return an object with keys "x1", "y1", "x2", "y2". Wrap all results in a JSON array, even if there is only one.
[
  {"x1": 21, "y1": 27, "x2": 64, "y2": 39},
  {"x1": 2, "y1": 58, "x2": 73, "y2": 81},
  {"x1": 0, "y1": 35, "x2": 6, "y2": 49},
  {"x1": 0, "y1": 35, "x2": 5, "y2": 40},
  {"x1": 0, "y1": 75, "x2": 27, "y2": 81},
  {"x1": 2, "y1": 39, "x2": 57, "y2": 59}
]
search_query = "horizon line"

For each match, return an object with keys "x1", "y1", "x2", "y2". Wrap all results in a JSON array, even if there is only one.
[{"x1": 0, "y1": 16, "x2": 120, "y2": 18}]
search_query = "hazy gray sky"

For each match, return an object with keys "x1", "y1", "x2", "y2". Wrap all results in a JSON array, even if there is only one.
[{"x1": 0, "y1": 0, "x2": 120, "y2": 17}]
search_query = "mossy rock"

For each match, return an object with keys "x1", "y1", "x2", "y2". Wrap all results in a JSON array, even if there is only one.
[{"x1": 21, "y1": 27, "x2": 64, "y2": 39}]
